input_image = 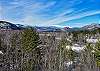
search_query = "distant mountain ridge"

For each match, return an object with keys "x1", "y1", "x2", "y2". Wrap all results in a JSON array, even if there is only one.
[
  {"x1": 0, "y1": 21, "x2": 62, "y2": 31},
  {"x1": 34, "y1": 26, "x2": 62, "y2": 32},
  {"x1": 0, "y1": 21, "x2": 100, "y2": 32},
  {"x1": 66, "y1": 24, "x2": 100, "y2": 32}
]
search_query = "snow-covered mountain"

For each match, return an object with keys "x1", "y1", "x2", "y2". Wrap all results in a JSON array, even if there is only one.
[
  {"x1": 0, "y1": 21, "x2": 62, "y2": 31},
  {"x1": 16, "y1": 24, "x2": 26, "y2": 29},
  {"x1": 0, "y1": 21, "x2": 20, "y2": 30},
  {"x1": 82, "y1": 23, "x2": 100, "y2": 30},
  {"x1": 0, "y1": 21, "x2": 100, "y2": 32},
  {"x1": 66, "y1": 23, "x2": 100, "y2": 32}
]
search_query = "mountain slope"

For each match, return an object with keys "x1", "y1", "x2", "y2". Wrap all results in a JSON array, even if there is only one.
[
  {"x1": 82, "y1": 23, "x2": 100, "y2": 30},
  {"x1": 0, "y1": 21, "x2": 99, "y2": 32},
  {"x1": 0, "y1": 21, "x2": 20, "y2": 30}
]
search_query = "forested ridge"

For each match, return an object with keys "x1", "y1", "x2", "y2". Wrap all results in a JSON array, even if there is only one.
[{"x1": 0, "y1": 28, "x2": 100, "y2": 71}]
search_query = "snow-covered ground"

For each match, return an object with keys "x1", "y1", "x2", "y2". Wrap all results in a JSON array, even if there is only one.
[
  {"x1": 72, "y1": 44, "x2": 85, "y2": 52},
  {"x1": 0, "y1": 51, "x2": 3, "y2": 54},
  {"x1": 66, "y1": 39, "x2": 98, "y2": 52},
  {"x1": 66, "y1": 45, "x2": 71, "y2": 50},
  {"x1": 64, "y1": 61, "x2": 73, "y2": 67},
  {"x1": 86, "y1": 39, "x2": 98, "y2": 43},
  {"x1": 66, "y1": 44, "x2": 85, "y2": 52}
]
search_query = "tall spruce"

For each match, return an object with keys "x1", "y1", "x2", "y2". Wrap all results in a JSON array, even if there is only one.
[
  {"x1": 21, "y1": 27, "x2": 40, "y2": 71},
  {"x1": 21, "y1": 27, "x2": 39, "y2": 52}
]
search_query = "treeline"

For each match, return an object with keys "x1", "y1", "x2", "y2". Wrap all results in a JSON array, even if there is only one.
[{"x1": 0, "y1": 28, "x2": 100, "y2": 71}]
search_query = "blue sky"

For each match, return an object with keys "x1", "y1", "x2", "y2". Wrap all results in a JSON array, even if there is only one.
[{"x1": 0, "y1": 0, "x2": 100, "y2": 27}]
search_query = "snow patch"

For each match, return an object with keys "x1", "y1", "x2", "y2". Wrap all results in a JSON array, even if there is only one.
[
  {"x1": 0, "y1": 51, "x2": 3, "y2": 54},
  {"x1": 86, "y1": 39, "x2": 98, "y2": 43}
]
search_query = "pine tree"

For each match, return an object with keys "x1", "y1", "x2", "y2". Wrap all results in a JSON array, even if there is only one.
[
  {"x1": 94, "y1": 40, "x2": 100, "y2": 67},
  {"x1": 21, "y1": 27, "x2": 40, "y2": 71},
  {"x1": 21, "y1": 27, "x2": 39, "y2": 52}
]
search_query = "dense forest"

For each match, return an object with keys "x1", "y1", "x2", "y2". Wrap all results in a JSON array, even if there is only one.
[{"x1": 0, "y1": 28, "x2": 100, "y2": 71}]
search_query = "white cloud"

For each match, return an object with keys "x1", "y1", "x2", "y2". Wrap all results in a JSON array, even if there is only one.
[
  {"x1": 55, "y1": 9, "x2": 74, "y2": 17},
  {"x1": 9, "y1": 0, "x2": 56, "y2": 11},
  {"x1": 20, "y1": 15, "x2": 47, "y2": 26},
  {"x1": 20, "y1": 8, "x2": 74, "y2": 26},
  {"x1": 23, "y1": 1, "x2": 56, "y2": 16},
  {"x1": 0, "y1": 6, "x2": 2, "y2": 19},
  {"x1": 0, "y1": 6, "x2": 4, "y2": 20},
  {"x1": 15, "y1": 10, "x2": 100, "y2": 27},
  {"x1": 1, "y1": 0, "x2": 56, "y2": 24},
  {"x1": 10, "y1": 1, "x2": 20, "y2": 5},
  {"x1": 31, "y1": 1, "x2": 56, "y2": 10},
  {"x1": 1, "y1": 0, "x2": 99, "y2": 27},
  {"x1": 45, "y1": 10, "x2": 100, "y2": 25},
  {"x1": 0, "y1": 6, "x2": 2, "y2": 12}
]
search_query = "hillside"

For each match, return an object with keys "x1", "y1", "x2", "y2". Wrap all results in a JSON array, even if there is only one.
[{"x1": 0, "y1": 21, "x2": 20, "y2": 30}]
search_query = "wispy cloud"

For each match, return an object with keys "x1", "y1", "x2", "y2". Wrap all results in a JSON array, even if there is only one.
[
  {"x1": 0, "y1": 6, "x2": 2, "y2": 19},
  {"x1": 0, "y1": 6, "x2": 4, "y2": 20},
  {"x1": 5, "y1": 10, "x2": 100, "y2": 26},
  {"x1": 45, "y1": 10, "x2": 100, "y2": 26},
  {"x1": 20, "y1": 15, "x2": 46, "y2": 26},
  {"x1": 8, "y1": 0, "x2": 56, "y2": 11},
  {"x1": 55, "y1": 9, "x2": 74, "y2": 17},
  {"x1": 20, "y1": 8, "x2": 75, "y2": 26},
  {"x1": 0, "y1": 0, "x2": 100, "y2": 27},
  {"x1": 31, "y1": 1, "x2": 56, "y2": 10}
]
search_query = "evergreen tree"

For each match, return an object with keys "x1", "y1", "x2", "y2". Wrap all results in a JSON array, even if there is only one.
[
  {"x1": 21, "y1": 27, "x2": 40, "y2": 71},
  {"x1": 94, "y1": 40, "x2": 100, "y2": 67},
  {"x1": 21, "y1": 27, "x2": 39, "y2": 52}
]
